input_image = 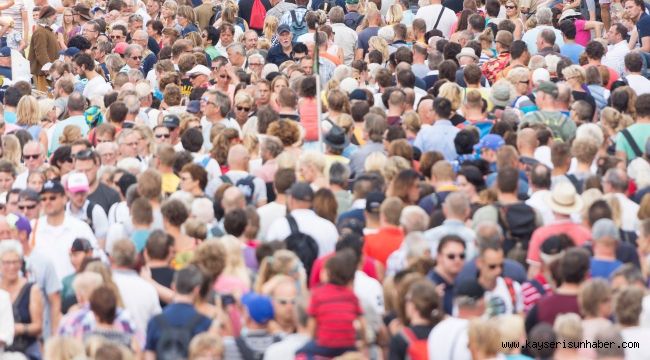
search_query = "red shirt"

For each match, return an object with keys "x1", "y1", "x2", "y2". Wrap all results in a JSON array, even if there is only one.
[
  {"x1": 309, "y1": 253, "x2": 378, "y2": 288},
  {"x1": 308, "y1": 283, "x2": 362, "y2": 348},
  {"x1": 527, "y1": 221, "x2": 591, "y2": 265},
  {"x1": 363, "y1": 226, "x2": 404, "y2": 266}
]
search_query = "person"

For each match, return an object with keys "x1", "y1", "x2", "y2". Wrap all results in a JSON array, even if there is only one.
[
  {"x1": 49, "y1": 93, "x2": 91, "y2": 154},
  {"x1": 428, "y1": 235, "x2": 466, "y2": 315},
  {"x1": 624, "y1": 0, "x2": 650, "y2": 52},
  {"x1": 28, "y1": 6, "x2": 60, "y2": 92},
  {"x1": 13, "y1": 141, "x2": 45, "y2": 190},
  {"x1": 363, "y1": 196, "x2": 404, "y2": 266},
  {"x1": 519, "y1": 81, "x2": 575, "y2": 142},
  {"x1": 424, "y1": 192, "x2": 476, "y2": 258},
  {"x1": 590, "y1": 218, "x2": 624, "y2": 278},
  {"x1": 60, "y1": 238, "x2": 94, "y2": 313},
  {"x1": 413, "y1": 97, "x2": 460, "y2": 161},
  {"x1": 65, "y1": 172, "x2": 109, "y2": 249},
  {"x1": 73, "y1": 150, "x2": 121, "y2": 214}
]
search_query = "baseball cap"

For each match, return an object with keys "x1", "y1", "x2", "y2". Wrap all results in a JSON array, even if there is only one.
[
  {"x1": 536, "y1": 81, "x2": 559, "y2": 98},
  {"x1": 474, "y1": 134, "x2": 505, "y2": 151},
  {"x1": 242, "y1": 292, "x2": 274, "y2": 324},
  {"x1": 187, "y1": 64, "x2": 211, "y2": 77},
  {"x1": 40, "y1": 180, "x2": 65, "y2": 195},
  {"x1": 0, "y1": 47, "x2": 10, "y2": 57},
  {"x1": 71, "y1": 238, "x2": 92, "y2": 252},
  {"x1": 6, "y1": 213, "x2": 31, "y2": 236},
  {"x1": 346, "y1": 0, "x2": 359, "y2": 4},
  {"x1": 186, "y1": 100, "x2": 201, "y2": 114},
  {"x1": 277, "y1": 24, "x2": 291, "y2": 35},
  {"x1": 113, "y1": 42, "x2": 128, "y2": 55},
  {"x1": 365, "y1": 192, "x2": 385, "y2": 214},
  {"x1": 66, "y1": 172, "x2": 90, "y2": 193},
  {"x1": 349, "y1": 89, "x2": 368, "y2": 101},
  {"x1": 162, "y1": 114, "x2": 180, "y2": 129},
  {"x1": 59, "y1": 47, "x2": 80, "y2": 57},
  {"x1": 454, "y1": 279, "x2": 485, "y2": 300},
  {"x1": 289, "y1": 182, "x2": 314, "y2": 202}
]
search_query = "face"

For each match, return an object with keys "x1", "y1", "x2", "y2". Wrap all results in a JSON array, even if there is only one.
[
  {"x1": 516, "y1": 77, "x2": 530, "y2": 94},
  {"x1": 147, "y1": 0, "x2": 160, "y2": 15},
  {"x1": 298, "y1": 164, "x2": 315, "y2": 183},
  {"x1": 216, "y1": 67, "x2": 230, "y2": 86},
  {"x1": 154, "y1": 127, "x2": 171, "y2": 144},
  {"x1": 41, "y1": 192, "x2": 66, "y2": 217},
  {"x1": 220, "y1": 29, "x2": 234, "y2": 46},
  {"x1": 69, "y1": 250, "x2": 88, "y2": 271},
  {"x1": 0, "y1": 172, "x2": 14, "y2": 192},
  {"x1": 256, "y1": 83, "x2": 271, "y2": 104},
  {"x1": 18, "y1": 199, "x2": 40, "y2": 220},
  {"x1": 27, "y1": 174, "x2": 44, "y2": 192},
  {"x1": 456, "y1": 175, "x2": 476, "y2": 196},
  {"x1": 74, "y1": 159, "x2": 98, "y2": 186},
  {"x1": 82, "y1": 24, "x2": 98, "y2": 42},
  {"x1": 5, "y1": 193, "x2": 18, "y2": 215},
  {"x1": 179, "y1": 171, "x2": 198, "y2": 192},
  {"x1": 505, "y1": 2, "x2": 517, "y2": 15},
  {"x1": 130, "y1": 20, "x2": 144, "y2": 33},
  {"x1": 0, "y1": 220, "x2": 13, "y2": 240},
  {"x1": 23, "y1": 145, "x2": 44, "y2": 171},
  {"x1": 478, "y1": 248, "x2": 504, "y2": 282},
  {"x1": 300, "y1": 58, "x2": 313, "y2": 75},
  {"x1": 162, "y1": 5, "x2": 174, "y2": 18},
  {"x1": 64, "y1": 10, "x2": 74, "y2": 23},
  {"x1": 407, "y1": 180, "x2": 419, "y2": 204},
  {"x1": 625, "y1": 0, "x2": 641, "y2": 19},
  {"x1": 119, "y1": 132, "x2": 141, "y2": 157},
  {"x1": 244, "y1": 33, "x2": 258, "y2": 49},
  {"x1": 279, "y1": 31, "x2": 292, "y2": 47},
  {"x1": 99, "y1": 149, "x2": 117, "y2": 166},
  {"x1": 0, "y1": 252, "x2": 21, "y2": 281},
  {"x1": 96, "y1": 132, "x2": 114, "y2": 144},
  {"x1": 273, "y1": 79, "x2": 288, "y2": 93},
  {"x1": 127, "y1": 48, "x2": 143, "y2": 68},
  {"x1": 200, "y1": 93, "x2": 218, "y2": 117},
  {"x1": 110, "y1": 30, "x2": 126, "y2": 43},
  {"x1": 607, "y1": 25, "x2": 621, "y2": 44},
  {"x1": 190, "y1": 73, "x2": 208, "y2": 88},
  {"x1": 234, "y1": 102, "x2": 252, "y2": 122},
  {"x1": 69, "y1": 190, "x2": 88, "y2": 209},
  {"x1": 436, "y1": 241, "x2": 466, "y2": 276},
  {"x1": 272, "y1": 282, "x2": 298, "y2": 324},
  {"x1": 177, "y1": 14, "x2": 188, "y2": 26}
]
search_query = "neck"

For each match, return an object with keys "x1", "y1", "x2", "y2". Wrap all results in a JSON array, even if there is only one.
[
  {"x1": 47, "y1": 211, "x2": 65, "y2": 226},
  {"x1": 464, "y1": 109, "x2": 484, "y2": 121},
  {"x1": 519, "y1": 148, "x2": 535, "y2": 157},
  {"x1": 556, "y1": 282, "x2": 580, "y2": 294},
  {"x1": 594, "y1": 247, "x2": 616, "y2": 260},
  {"x1": 274, "y1": 194, "x2": 286, "y2": 204},
  {"x1": 85, "y1": 70, "x2": 97, "y2": 80},
  {"x1": 478, "y1": 275, "x2": 497, "y2": 290},
  {"x1": 498, "y1": 192, "x2": 519, "y2": 203},
  {"x1": 147, "y1": 258, "x2": 169, "y2": 267},
  {"x1": 552, "y1": 167, "x2": 568, "y2": 176},
  {"x1": 387, "y1": 108, "x2": 402, "y2": 116},
  {"x1": 174, "y1": 293, "x2": 194, "y2": 304},
  {"x1": 576, "y1": 162, "x2": 591, "y2": 172}
]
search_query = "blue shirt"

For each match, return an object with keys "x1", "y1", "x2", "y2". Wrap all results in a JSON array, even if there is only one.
[
  {"x1": 4, "y1": 110, "x2": 16, "y2": 124},
  {"x1": 181, "y1": 23, "x2": 199, "y2": 37},
  {"x1": 145, "y1": 303, "x2": 211, "y2": 351},
  {"x1": 356, "y1": 26, "x2": 379, "y2": 55},
  {"x1": 560, "y1": 43, "x2": 585, "y2": 64},
  {"x1": 428, "y1": 270, "x2": 454, "y2": 315},
  {"x1": 131, "y1": 229, "x2": 151, "y2": 253},
  {"x1": 49, "y1": 115, "x2": 90, "y2": 153},
  {"x1": 413, "y1": 121, "x2": 460, "y2": 161},
  {"x1": 590, "y1": 258, "x2": 623, "y2": 279}
]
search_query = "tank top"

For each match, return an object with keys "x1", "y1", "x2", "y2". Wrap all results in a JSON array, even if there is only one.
[{"x1": 7, "y1": 282, "x2": 37, "y2": 354}]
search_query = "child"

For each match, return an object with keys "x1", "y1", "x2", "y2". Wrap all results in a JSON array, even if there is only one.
[
  {"x1": 296, "y1": 248, "x2": 366, "y2": 359},
  {"x1": 0, "y1": 16, "x2": 24, "y2": 53}
]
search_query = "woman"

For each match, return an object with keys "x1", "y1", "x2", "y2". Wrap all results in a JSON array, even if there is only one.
[
  {"x1": 146, "y1": 19, "x2": 163, "y2": 49},
  {"x1": 267, "y1": 119, "x2": 301, "y2": 158},
  {"x1": 504, "y1": 0, "x2": 524, "y2": 40},
  {"x1": 586, "y1": 66, "x2": 610, "y2": 110},
  {"x1": 161, "y1": 199, "x2": 197, "y2": 270},
  {"x1": 297, "y1": 151, "x2": 328, "y2": 190},
  {"x1": 313, "y1": 188, "x2": 338, "y2": 224},
  {"x1": 262, "y1": 16, "x2": 278, "y2": 46},
  {"x1": 2, "y1": 134, "x2": 22, "y2": 170},
  {"x1": 177, "y1": 5, "x2": 199, "y2": 36},
  {"x1": 438, "y1": 82, "x2": 465, "y2": 125},
  {"x1": 254, "y1": 249, "x2": 308, "y2": 295},
  {"x1": 212, "y1": 57, "x2": 236, "y2": 95},
  {"x1": 179, "y1": 163, "x2": 208, "y2": 197},
  {"x1": 1, "y1": 240, "x2": 43, "y2": 359},
  {"x1": 269, "y1": 75, "x2": 289, "y2": 111},
  {"x1": 457, "y1": 165, "x2": 486, "y2": 214},
  {"x1": 601, "y1": 106, "x2": 633, "y2": 156},
  {"x1": 389, "y1": 280, "x2": 443, "y2": 360},
  {"x1": 387, "y1": 169, "x2": 420, "y2": 205},
  {"x1": 38, "y1": 98, "x2": 57, "y2": 148},
  {"x1": 368, "y1": 36, "x2": 389, "y2": 64},
  {"x1": 161, "y1": 0, "x2": 181, "y2": 32},
  {"x1": 578, "y1": 278, "x2": 613, "y2": 342},
  {"x1": 562, "y1": 65, "x2": 597, "y2": 121},
  {"x1": 85, "y1": 285, "x2": 138, "y2": 351},
  {"x1": 468, "y1": 318, "x2": 502, "y2": 360},
  {"x1": 325, "y1": 89, "x2": 350, "y2": 126},
  {"x1": 50, "y1": 145, "x2": 74, "y2": 176},
  {"x1": 507, "y1": 67, "x2": 536, "y2": 114},
  {"x1": 210, "y1": 128, "x2": 240, "y2": 173},
  {"x1": 216, "y1": 1, "x2": 248, "y2": 33},
  {"x1": 16, "y1": 95, "x2": 48, "y2": 152},
  {"x1": 385, "y1": 4, "x2": 403, "y2": 25},
  {"x1": 213, "y1": 235, "x2": 251, "y2": 297},
  {"x1": 56, "y1": 8, "x2": 78, "y2": 50},
  {"x1": 232, "y1": 92, "x2": 255, "y2": 128},
  {"x1": 26, "y1": 169, "x2": 46, "y2": 193}
]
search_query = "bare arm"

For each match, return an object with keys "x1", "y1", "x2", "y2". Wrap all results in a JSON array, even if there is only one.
[
  {"x1": 25, "y1": 285, "x2": 43, "y2": 337},
  {"x1": 21, "y1": 9, "x2": 27, "y2": 42},
  {"x1": 355, "y1": 48, "x2": 364, "y2": 61},
  {"x1": 0, "y1": 0, "x2": 14, "y2": 11},
  {"x1": 642, "y1": 36, "x2": 650, "y2": 53},
  {"x1": 48, "y1": 292, "x2": 61, "y2": 334}
]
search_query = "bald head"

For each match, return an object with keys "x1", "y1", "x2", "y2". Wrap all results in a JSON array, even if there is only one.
[
  {"x1": 227, "y1": 144, "x2": 250, "y2": 171},
  {"x1": 443, "y1": 192, "x2": 470, "y2": 220},
  {"x1": 222, "y1": 186, "x2": 245, "y2": 212}
]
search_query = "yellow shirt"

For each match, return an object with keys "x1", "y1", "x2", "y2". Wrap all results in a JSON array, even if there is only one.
[{"x1": 161, "y1": 172, "x2": 180, "y2": 195}]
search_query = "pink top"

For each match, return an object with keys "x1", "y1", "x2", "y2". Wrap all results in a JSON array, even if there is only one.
[
  {"x1": 527, "y1": 220, "x2": 591, "y2": 265},
  {"x1": 214, "y1": 275, "x2": 250, "y2": 296},
  {"x1": 299, "y1": 97, "x2": 319, "y2": 142},
  {"x1": 575, "y1": 20, "x2": 591, "y2": 47}
]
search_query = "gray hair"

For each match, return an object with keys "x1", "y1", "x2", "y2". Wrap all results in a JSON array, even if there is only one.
[
  {"x1": 399, "y1": 205, "x2": 430, "y2": 233},
  {"x1": 404, "y1": 231, "x2": 430, "y2": 259},
  {"x1": 124, "y1": 44, "x2": 144, "y2": 59},
  {"x1": 443, "y1": 192, "x2": 470, "y2": 219},
  {"x1": 329, "y1": 162, "x2": 350, "y2": 187},
  {"x1": 227, "y1": 42, "x2": 246, "y2": 56},
  {"x1": 0, "y1": 239, "x2": 22, "y2": 259},
  {"x1": 604, "y1": 168, "x2": 628, "y2": 192},
  {"x1": 536, "y1": 7, "x2": 553, "y2": 25},
  {"x1": 208, "y1": 90, "x2": 231, "y2": 116},
  {"x1": 474, "y1": 221, "x2": 504, "y2": 247},
  {"x1": 328, "y1": 6, "x2": 344, "y2": 23},
  {"x1": 248, "y1": 53, "x2": 265, "y2": 64},
  {"x1": 122, "y1": 93, "x2": 140, "y2": 114}
]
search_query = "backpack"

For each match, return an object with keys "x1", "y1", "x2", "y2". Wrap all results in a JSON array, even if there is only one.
[
  {"x1": 285, "y1": 214, "x2": 319, "y2": 277},
  {"x1": 154, "y1": 313, "x2": 204, "y2": 360},
  {"x1": 494, "y1": 203, "x2": 537, "y2": 265},
  {"x1": 220, "y1": 174, "x2": 256, "y2": 205},
  {"x1": 249, "y1": 0, "x2": 267, "y2": 30},
  {"x1": 235, "y1": 334, "x2": 282, "y2": 360},
  {"x1": 527, "y1": 278, "x2": 546, "y2": 297},
  {"x1": 289, "y1": 9, "x2": 308, "y2": 37},
  {"x1": 343, "y1": 13, "x2": 364, "y2": 29},
  {"x1": 400, "y1": 327, "x2": 428, "y2": 360},
  {"x1": 84, "y1": 201, "x2": 98, "y2": 233},
  {"x1": 565, "y1": 174, "x2": 583, "y2": 194}
]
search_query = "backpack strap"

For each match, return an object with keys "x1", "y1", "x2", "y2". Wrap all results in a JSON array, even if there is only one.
[
  {"x1": 494, "y1": 203, "x2": 513, "y2": 241},
  {"x1": 235, "y1": 336, "x2": 257, "y2": 360},
  {"x1": 528, "y1": 278, "x2": 546, "y2": 297},
  {"x1": 621, "y1": 128, "x2": 643, "y2": 158},
  {"x1": 290, "y1": 10, "x2": 298, "y2": 25},
  {"x1": 200, "y1": 156, "x2": 211, "y2": 168},
  {"x1": 504, "y1": 277, "x2": 517, "y2": 310},
  {"x1": 433, "y1": 5, "x2": 446, "y2": 30},
  {"x1": 400, "y1": 326, "x2": 418, "y2": 345},
  {"x1": 220, "y1": 175, "x2": 232, "y2": 184},
  {"x1": 86, "y1": 202, "x2": 96, "y2": 228},
  {"x1": 286, "y1": 214, "x2": 300, "y2": 235}
]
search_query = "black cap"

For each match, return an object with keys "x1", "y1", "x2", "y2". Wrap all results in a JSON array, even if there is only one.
[
  {"x1": 162, "y1": 114, "x2": 180, "y2": 129},
  {"x1": 365, "y1": 192, "x2": 385, "y2": 214},
  {"x1": 40, "y1": 180, "x2": 65, "y2": 195},
  {"x1": 349, "y1": 89, "x2": 368, "y2": 101},
  {"x1": 71, "y1": 238, "x2": 92, "y2": 252},
  {"x1": 289, "y1": 182, "x2": 314, "y2": 202},
  {"x1": 324, "y1": 126, "x2": 350, "y2": 150},
  {"x1": 454, "y1": 279, "x2": 485, "y2": 300}
]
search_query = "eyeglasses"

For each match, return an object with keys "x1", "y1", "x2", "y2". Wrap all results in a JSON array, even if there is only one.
[
  {"x1": 249, "y1": 62, "x2": 263, "y2": 66},
  {"x1": 110, "y1": 35, "x2": 124, "y2": 39},
  {"x1": 130, "y1": 56, "x2": 143, "y2": 60},
  {"x1": 488, "y1": 263, "x2": 504, "y2": 270},
  {"x1": 275, "y1": 298, "x2": 296, "y2": 306},
  {"x1": 219, "y1": 74, "x2": 229, "y2": 79},
  {"x1": 40, "y1": 195, "x2": 59, "y2": 202},
  {"x1": 18, "y1": 203, "x2": 37, "y2": 210},
  {"x1": 123, "y1": 141, "x2": 139, "y2": 147},
  {"x1": 445, "y1": 253, "x2": 465, "y2": 260},
  {"x1": 74, "y1": 150, "x2": 95, "y2": 160},
  {"x1": 82, "y1": 28, "x2": 98, "y2": 33},
  {"x1": 505, "y1": 5, "x2": 516, "y2": 9},
  {"x1": 23, "y1": 154, "x2": 41, "y2": 160},
  {"x1": 200, "y1": 97, "x2": 217, "y2": 106},
  {"x1": 236, "y1": 106, "x2": 251, "y2": 112},
  {"x1": 155, "y1": 133, "x2": 170, "y2": 139},
  {"x1": 1, "y1": 259, "x2": 21, "y2": 266},
  {"x1": 519, "y1": 80, "x2": 530, "y2": 85}
]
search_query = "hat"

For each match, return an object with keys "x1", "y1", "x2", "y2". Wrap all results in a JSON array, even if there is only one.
[
  {"x1": 67, "y1": 173, "x2": 90, "y2": 193},
  {"x1": 490, "y1": 80, "x2": 514, "y2": 107},
  {"x1": 339, "y1": 77, "x2": 359, "y2": 94},
  {"x1": 187, "y1": 64, "x2": 211, "y2": 77},
  {"x1": 73, "y1": 4, "x2": 92, "y2": 21},
  {"x1": 85, "y1": 106, "x2": 104, "y2": 128},
  {"x1": 0, "y1": 47, "x2": 10, "y2": 57},
  {"x1": 277, "y1": 24, "x2": 291, "y2": 35},
  {"x1": 186, "y1": 100, "x2": 201, "y2": 114},
  {"x1": 475, "y1": 134, "x2": 505, "y2": 151},
  {"x1": 41, "y1": 180, "x2": 65, "y2": 195},
  {"x1": 6, "y1": 213, "x2": 31, "y2": 236},
  {"x1": 456, "y1": 47, "x2": 479, "y2": 62},
  {"x1": 71, "y1": 238, "x2": 92, "y2": 252},
  {"x1": 349, "y1": 89, "x2": 368, "y2": 101},
  {"x1": 545, "y1": 182, "x2": 583, "y2": 215},
  {"x1": 365, "y1": 192, "x2": 385, "y2": 214},
  {"x1": 39, "y1": 6, "x2": 57, "y2": 20},
  {"x1": 536, "y1": 81, "x2": 559, "y2": 98},
  {"x1": 532, "y1": 68, "x2": 551, "y2": 85},
  {"x1": 540, "y1": 236, "x2": 568, "y2": 264},
  {"x1": 242, "y1": 292, "x2": 274, "y2": 324},
  {"x1": 592, "y1": 218, "x2": 620, "y2": 242},
  {"x1": 162, "y1": 114, "x2": 180, "y2": 129},
  {"x1": 289, "y1": 182, "x2": 314, "y2": 202},
  {"x1": 59, "y1": 47, "x2": 80, "y2": 57},
  {"x1": 346, "y1": 0, "x2": 359, "y2": 4},
  {"x1": 113, "y1": 42, "x2": 128, "y2": 55},
  {"x1": 559, "y1": 9, "x2": 582, "y2": 22},
  {"x1": 454, "y1": 279, "x2": 485, "y2": 300},
  {"x1": 324, "y1": 126, "x2": 350, "y2": 150}
]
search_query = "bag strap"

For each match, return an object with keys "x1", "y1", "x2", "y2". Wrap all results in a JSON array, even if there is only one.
[
  {"x1": 621, "y1": 128, "x2": 643, "y2": 158},
  {"x1": 400, "y1": 326, "x2": 418, "y2": 345},
  {"x1": 220, "y1": 175, "x2": 232, "y2": 184},
  {"x1": 286, "y1": 214, "x2": 300, "y2": 235},
  {"x1": 494, "y1": 204, "x2": 514, "y2": 240},
  {"x1": 235, "y1": 336, "x2": 257, "y2": 360},
  {"x1": 433, "y1": 5, "x2": 445, "y2": 30},
  {"x1": 290, "y1": 10, "x2": 298, "y2": 24},
  {"x1": 528, "y1": 278, "x2": 546, "y2": 296},
  {"x1": 183, "y1": 313, "x2": 203, "y2": 332},
  {"x1": 504, "y1": 277, "x2": 517, "y2": 309}
]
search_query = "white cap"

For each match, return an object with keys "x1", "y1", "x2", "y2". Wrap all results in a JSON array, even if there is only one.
[
  {"x1": 340, "y1": 78, "x2": 359, "y2": 94},
  {"x1": 186, "y1": 64, "x2": 211, "y2": 77},
  {"x1": 66, "y1": 172, "x2": 90, "y2": 193}
]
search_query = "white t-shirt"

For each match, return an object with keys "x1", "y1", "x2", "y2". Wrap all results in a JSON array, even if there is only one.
[
  {"x1": 0, "y1": 289, "x2": 13, "y2": 345},
  {"x1": 428, "y1": 317, "x2": 470, "y2": 360},
  {"x1": 414, "y1": 4, "x2": 456, "y2": 38},
  {"x1": 354, "y1": 270, "x2": 385, "y2": 316},
  {"x1": 257, "y1": 201, "x2": 287, "y2": 240},
  {"x1": 266, "y1": 209, "x2": 338, "y2": 256},
  {"x1": 83, "y1": 75, "x2": 112, "y2": 102},
  {"x1": 208, "y1": 170, "x2": 266, "y2": 205},
  {"x1": 112, "y1": 269, "x2": 161, "y2": 335},
  {"x1": 484, "y1": 277, "x2": 524, "y2": 316}
]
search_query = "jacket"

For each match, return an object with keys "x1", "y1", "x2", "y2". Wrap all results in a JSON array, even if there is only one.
[{"x1": 28, "y1": 24, "x2": 60, "y2": 76}]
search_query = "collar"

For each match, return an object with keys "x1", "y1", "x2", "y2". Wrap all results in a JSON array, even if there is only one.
[{"x1": 433, "y1": 119, "x2": 452, "y2": 126}]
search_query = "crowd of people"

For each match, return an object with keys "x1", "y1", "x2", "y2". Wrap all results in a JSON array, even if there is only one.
[{"x1": 0, "y1": 0, "x2": 649, "y2": 358}]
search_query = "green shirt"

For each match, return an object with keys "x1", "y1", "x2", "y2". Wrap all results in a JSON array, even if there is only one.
[
  {"x1": 520, "y1": 110, "x2": 576, "y2": 142},
  {"x1": 615, "y1": 123, "x2": 650, "y2": 162}
]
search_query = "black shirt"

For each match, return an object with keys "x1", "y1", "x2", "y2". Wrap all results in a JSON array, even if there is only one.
[
  {"x1": 88, "y1": 183, "x2": 120, "y2": 215},
  {"x1": 388, "y1": 324, "x2": 434, "y2": 360},
  {"x1": 151, "y1": 266, "x2": 175, "y2": 307}
]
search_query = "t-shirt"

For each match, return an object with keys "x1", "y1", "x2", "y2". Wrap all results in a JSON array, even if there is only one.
[
  {"x1": 151, "y1": 267, "x2": 175, "y2": 308},
  {"x1": 615, "y1": 123, "x2": 650, "y2": 161},
  {"x1": 574, "y1": 20, "x2": 591, "y2": 46},
  {"x1": 88, "y1": 183, "x2": 121, "y2": 215},
  {"x1": 145, "y1": 303, "x2": 211, "y2": 351},
  {"x1": 590, "y1": 258, "x2": 623, "y2": 279},
  {"x1": 356, "y1": 26, "x2": 379, "y2": 56},
  {"x1": 560, "y1": 43, "x2": 585, "y2": 64},
  {"x1": 363, "y1": 226, "x2": 404, "y2": 266},
  {"x1": 308, "y1": 283, "x2": 362, "y2": 348},
  {"x1": 637, "y1": 13, "x2": 650, "y2": 48}
]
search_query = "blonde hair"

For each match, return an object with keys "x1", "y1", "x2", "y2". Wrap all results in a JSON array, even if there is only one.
[
  {"x1": 298, "y1": 151, "x2": 326, "y2": 176},
  {"x1": 44, "y1": 336, "x2": 85, "y2": 360},
  {"x1": 1, "y1": 134, "x2": 22, "y2": 169},
  {"x1": 364, "y1": 151, "x2": 388, "y2": 173},
  {"x1": 276, "y1": 151, "x2": 298, "y2": 169},
  {"x1": 562, "y1": 65, "x2": 587, "y2": 83},
  {"x1": 553, "y1": 313, "x2": 583, "y2": 343},
  {"x1": 84, "y1": 261, "x2": 125, "y2": 308},
  {"x1": 603, "y1": 193, "x2": 622, "y2": 228},
  {"x1": 234, "y1": 91, "x2": 254, "y2": 107},
  {"x1": 369, "y1": 36, "x2": 389, "y2": 63},
  {"x1": 601, "y1": 107, "x2": 633, "y2": 133},
  {"x1": 438, "y1": 82, "x2": 463, "y2": 111},
  {"x1": 468, "y1": 318, "x2": 502, "y2": 357},
  {"x1": 59, "y1": 125, "x2": 82, "y2": 146},
  {"x1": 382, "y1": 156, "x2": 411, "y2": 184},
  {"x1": 38, "y1": 98, "x2": 56, "y2": 122},
  {"x1": 578, "y1": 278, "x2": 612, "y2": 318},
  {"x1": 219, "y1": 235, "x2": 251, "y2": 290},
  {"x1": 385, "y1": 4, "x2": 403, "y2": 24},
  {"x1": 16, "y1": 95, "x2": 40, "y2": 127},
  {"x1": 507, "y1": 66, "x2": 531, "y2": 85},
  {"x1": 189, "y1": 332, "x2": 224, "y2": 360},
  {"x1": 263, "y1": 15, "x2": 279, "y2": 41},
  {"x1": 497, "y1": 315, "x2": 526, "y2": 353},
  {"x1": 254, "y1": 249, "x2": 307, "y2": 294},
  {"x1": 403, "y1": 111, "x2": 421, "y2": 134}
]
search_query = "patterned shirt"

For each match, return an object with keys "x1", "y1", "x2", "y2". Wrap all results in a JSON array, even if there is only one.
[
  {"x1": 58, "y1": 305, "x2": 143, "y2": 345},
  {"x1": 481, "y1": 51, "x2": 511, "y2": 85}
]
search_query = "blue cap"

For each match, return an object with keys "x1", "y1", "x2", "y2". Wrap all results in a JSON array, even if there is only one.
[
  {"x1": 59, "y1": 47, "x2": 80, "y2": 57},
  {"x1": 475, "y1": 134, "x2": 505, "y2": 151},
  {"x1": 40, "y1": 180, "x2": 65, "y2": 195},
  {"x1": 186, "y1": 100, "x2": 200, "y2": 114},
  {"x1": 0, "y1": 47, "x2": 10, "y2": 57},
  {"x1": 242, "y1": 292, "x2": 274, "y2": 324},
  {"x1": 277, "y1": 24, "x2": 291, "y2": 35}
]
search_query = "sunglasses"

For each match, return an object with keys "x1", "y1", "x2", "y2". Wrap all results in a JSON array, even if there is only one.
[
  {"x1": 276, "y1": 298, "x2": 296, "y2": 305},
  {"x1": 40, "y1": 195, "x2": 59, "y2": 202},
  {"x1": 23, "y1": 154, "x2": 40, "y2": 160},
  {"x1": 110, "y1": 35, "x2": 123, "y2": 39},
  {"x1": 18, "y1": 204, "x2": 37, "y2": 210},
  {"x1": 505, "y1": 5, "x2": 516, "y2": 8},
  {"x1": 219, "y1": 74, "x2": 229, "y2": 79},
  {"x1": 446, "y1": 253, "x2": 465, "y2": 260},
  {"x1": 130, "y1": 56, "x2": 143, "y2": 60},
  {"x1": 74, "y1": 149, "x2": 95, "y2": 160},
  {"x1": 155, "y1": 133, "x2": 170, "y2": 139},
  {"x1": 488, "y1": 263, "x2": 504, "y2": 270},
  {"x1": 236, "y1": 106, "x2": 251, "y2": 112}
]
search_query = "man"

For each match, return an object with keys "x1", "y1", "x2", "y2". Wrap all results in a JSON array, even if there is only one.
[
  {"x1": 559, "y1": 20, "x2": 585, "y2": 64},
  {"x1": 329, "y1": 6, "x2": 357, "y2": 65},
  {"x1": 428, "y1": 235, "x2": 467, "y2": 315},
  {"x1": 17, "y1": 189, "x2": 41, "y2": 221},
  {"x1": 413, "y1": 97, "x2": 460, "y2": 161},
  {"x1": 349, "y1": 113, "x2": 387, "y2": 177},
  {"x1": 49, "y1": 92, "x2": 90, "y2": 154},
  {"x1": 590, "y1": 218, "x2": 624, "y2": 278},
  {"x1": 355, "y1": 8, "x2": 381, "y2": 59},
  {"x1": 144, "y1": 265, "x2": 212, "y2": 360},
  {"x1": 266, "y1": 182, "x2": 338, "y2": 256},
  {"x1": 414, "y1": 0, "x2": 456, "y2": 37},
  {"x1": 210, "y1": 145, "x2": 267, "y2": 207},
  {"x1": 583, "y1": 40, "x2": 619, "y2": 89},
  {"x1": 521, "y1": 8, "x2": 564, "y2": 54},
  {"x1": 416, "y1": 97, "x2": 435, "y2": 129},
  {"x1": 525, "y1": 248, "x2": 589, "y2": 332},
  {"x1": 31, "y1": 180, "x2": 98, "y2": 283},
  {"x1": 267, "y1": 25, "x2": 294, "y2": 66},
  {"x1": 216, "y1": 23, "x2": 236, "y2": 54},
  {"x1": 418, "y1": 161, "x2": 459, "y2": 214},
  {"x1": 224, "y1": 292, "x2": 281, "y2": 358},
  {"x1": 603, "y1": 168, "x2": 639, "y2": 232},
  {"x1": 75, "y1": 53, "x2": 112, "y2": 106},
  {"x1": 344, "y1": 0, "x2": 362, "y2": 29},
  {"x1": 65, "y1": 172, "x2": 108, "y2": 248},
  {"x1": 519, "y1": 81, "x2": 575, "y2": 142},
  {"x1": 92, "y1": 41, "x2": 112, "y2": 81},
  {"x1": 110, "y1": 24, "x2": 128, "y2": 43},
  {"x1": 258, "y1": 169, "x2": 295, "y2": 239},
  {"x1": 535, "y1": 29, "x2": 565, "y2": 58},
  {"x1": 132, "y1": 29, "x2": 157, "y2": 76},
  {"x1": 81, "y1": 20, "x2": 100, "y2": 46},
  {"x1": 363, "y1": 197, "x2": 405, "y2": 266},
  {"x1": 200, "y1": 89, "x2": 241, "y2": 149},
  {"x1": 623, "y1": 52, "x2": 650, "y2": 96},
  {"x1": 499, "y1": 40, "x2": 531, "y2": 81},
  {"x1": 117, "y1": 129, "x2": 143, "y2": 161},
  {"x1": 476, "y1": 237, "x2": 524, "y2": 316},
  {"x1": 121, "y1": 44, "x2": 144, "y2": 74},
  {"x1": 603, "y1": 23, "x2": 629, "y2": 76},
  {"x1": 267, "y1": 0, "x2": 297, "y2": 23},
  {"x1": 482, "y1": 30, "x2": 513, "y2": 84},
  {"x1": 0, "y1": 47, "x2": 11, "y2": 80},
  {"x1": 624, "y1": 0, "x2": 650, "y2": 52},
  {"x1": 74, "y1": 150, "x2": 120, "y2": 214},
  {"x1": 28, "y1": 6, "x2": 60, "y2": 92},
  {"x1": 616, "y1": 94, "x2": 650, "y2": 162},
  {"x1": 525, "y1": 163, "x2": 554, "y2": 225},
  {"x1": 186, "y1": 64, "x2": 211, "y2": 89},
  {"x1": 412, "y1": 43, "x2": 429, "y2": 79},
  {"x1": 424, "y1": 192, "x2": 476, "y2": 258},
  {"x1": 226, "y1": 43, "x2": 246, "y2": 69},
  {"x1": 13, "y1": 142, "x2": 45, "y2": 190},
  {"x1": 264, "y1": 301, "x2": 310, "y2": 359}
]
